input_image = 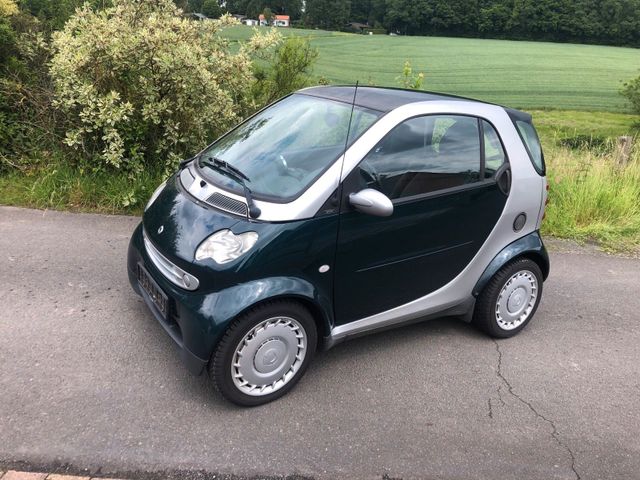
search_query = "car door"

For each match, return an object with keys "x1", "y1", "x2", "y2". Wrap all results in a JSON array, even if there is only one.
[{"x1": 333, "y1": 114, "x2": 510, "y2": 325}]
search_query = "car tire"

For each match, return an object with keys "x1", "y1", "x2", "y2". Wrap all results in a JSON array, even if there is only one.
[
  {"x1": 209, "y1": 300, "x2": 317, "y2": 406},
  {"x1": 473, "y1": 258, "x2": 543, "y2": 338}
]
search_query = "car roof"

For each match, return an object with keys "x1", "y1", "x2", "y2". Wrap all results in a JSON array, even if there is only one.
[{"x1": 298, "y1": 85, "x2": 531, "y2": 121}]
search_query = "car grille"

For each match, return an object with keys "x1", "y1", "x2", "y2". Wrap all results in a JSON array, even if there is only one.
[
  {"x1": 143, "y1": 230, "x2": 200, "y2": 291},
  {"x1": 206, "y1": 192, "x2": 248, "y2": 217}
]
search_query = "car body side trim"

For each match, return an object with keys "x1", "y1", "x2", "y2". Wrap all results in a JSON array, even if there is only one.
[
  {"x1": 325, "y1": 296, "x2": 477, "y2": 349},
  {"x1": 356, "y1": 240, "x2": 474, "y2": 273}
]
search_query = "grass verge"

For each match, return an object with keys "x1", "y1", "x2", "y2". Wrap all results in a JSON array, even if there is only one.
[
  {"x1": 0, "y1": 162, "x2": 163, "y2": 215},
  {"x1": 542, "y1": 143, "x2": 640, "y2": 252}
]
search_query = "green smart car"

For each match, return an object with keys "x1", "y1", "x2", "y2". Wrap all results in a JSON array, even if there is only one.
[{"x1": 128, "y1": 86, "x2": 549, "y2": 406}]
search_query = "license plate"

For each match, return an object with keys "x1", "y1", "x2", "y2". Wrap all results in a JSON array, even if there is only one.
[{"x1": 137, "y1": 264, "x2": 169, "y2": 319}]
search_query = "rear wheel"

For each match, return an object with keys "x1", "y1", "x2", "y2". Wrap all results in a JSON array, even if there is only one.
[
  {"x1": 209, "y1": 300, "x2": 317, "y2": 406},
  {"x1": 473, "y1": 258, "x2": 543, "y2": 338}
]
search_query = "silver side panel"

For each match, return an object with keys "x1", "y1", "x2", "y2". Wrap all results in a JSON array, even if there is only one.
[{"x1": 328, "y1": 101, "x2": 545, "y2": 343}]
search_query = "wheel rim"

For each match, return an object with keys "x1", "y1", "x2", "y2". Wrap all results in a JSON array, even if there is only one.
[
  {"x1": 231, "y1": 316, "x2": 307, "y2": 396},
  {"x1": 495, "y1": 270, "x2": 538, "y2": 330}
]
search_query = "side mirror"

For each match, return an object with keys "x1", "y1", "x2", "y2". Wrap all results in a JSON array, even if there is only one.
[{"x1": 349, "y1": 188, "x2": 394, "y2": 217}]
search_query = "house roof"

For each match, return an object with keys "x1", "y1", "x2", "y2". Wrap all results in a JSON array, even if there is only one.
[
  {"x1": 259, "y1": 14, "x2": 290, "y2": 20},
  {"x1": 347, "y1": 22, "x2": 369, "y2": 29}
]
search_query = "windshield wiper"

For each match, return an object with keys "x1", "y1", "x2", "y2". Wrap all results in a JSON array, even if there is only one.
[
  {"x1": 212, "y1": 156, "x2": 250, "y2": 182},
  {"x1": 200, "y1": 156, "x2": 261, "y2": 219}
]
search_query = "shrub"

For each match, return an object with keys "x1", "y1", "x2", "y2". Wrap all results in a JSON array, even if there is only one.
[
  {"x1": 621, "y1": 75, "x2": 640, "y2": 115},
  {"x1": 49, "y1": 0, "x2": 280, "y2": 174},
  {"x1": 396, "y1": 60, "x2": 424, "y2": 90},
  {"x1": 252, "y1": 36, "x2": 318, "y2": 104},
  {"x1": 0, "y1": 11, "x2": 60, "y2": 172}
]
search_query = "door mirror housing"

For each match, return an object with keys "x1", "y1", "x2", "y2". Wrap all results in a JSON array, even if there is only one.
[{"x1": 349, "y1": 189, "x2": 394, "y2": 217}]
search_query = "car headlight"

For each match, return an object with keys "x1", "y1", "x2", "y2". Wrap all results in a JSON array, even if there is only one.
[
  {"x1": 195, "y1": 229, "x2": 259, "y2": 264},
  {"x1": 145, "y1": 180, "x2": 167, "y2": 211}
]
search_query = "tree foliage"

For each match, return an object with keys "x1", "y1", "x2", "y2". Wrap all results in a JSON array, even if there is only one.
[
  {"x1": 289, "y1": 0, "x2": 640, "y2": 47},
  {"x1": 49, "y1": 0, "x2": 281, "y2": 173},
  {"x1": 224, "y1": 0, "x2": 302, "y2": 20},
  {"x1": 305, "y1": 0, "x2": 350, "y2": 30},
  {"x1": 201, "y1": 0, "x2": 222, "y2": 17},
  {"x1": 0, "y1": 0, "x2": 18, "y2": 17}
]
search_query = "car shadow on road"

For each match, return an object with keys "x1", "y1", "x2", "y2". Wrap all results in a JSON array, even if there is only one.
[{"x1": 127, "y1": 291, "x2": 487, "y2": 410}]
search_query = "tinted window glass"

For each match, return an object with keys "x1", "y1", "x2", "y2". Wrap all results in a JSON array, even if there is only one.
[
  {"x1": 355, "y1": 115, "x2": 481, "y2": 200},
  {"x1": 516, "y1": 121, "x2": 544, "y2": 173},
  {"x1": 483, "y1": 121, "x2": 506, "y2": 178}
]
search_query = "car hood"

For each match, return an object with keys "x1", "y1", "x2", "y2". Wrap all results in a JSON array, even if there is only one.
[{"x1": 142, "y1": 173, "x2": 241, "y2": 264}]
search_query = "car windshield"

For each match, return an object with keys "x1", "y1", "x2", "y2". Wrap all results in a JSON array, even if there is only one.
[{"x1": 197, "y1": 94, "x2": 382, "y2": 202}]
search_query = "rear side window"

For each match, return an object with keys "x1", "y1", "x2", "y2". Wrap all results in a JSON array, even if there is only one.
[
  {"x1": 482, "y1": 120, "x2": 506, "y2": 178},
  {"x1": 515, "y1": 121, "x2": 544, "y2": 174}
]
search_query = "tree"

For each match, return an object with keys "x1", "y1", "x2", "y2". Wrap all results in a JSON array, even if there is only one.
[
  {"x1": 202, "y1": 0, "x2": 223, "y2": 17},
  {"x1": 384, "y1": 0, "x2": 431, "y2": 35},
  {"x1": 224, "y1": 0, "x2": 249, "y2": 14},
  {"x1": 185, "y1": 0, "x2": 205, "y2": 13},
  {"x1": 478, "y1": 1, "x2": 511, "y2": 36},
  {"x1": 350, "y1": 0, "x2": 370, "y2": 23},
  {"x1": 262, "y1": 6, "x2": 273, "y2": 23},
  {"x1": 269, "y1": 0, "x2": 303, "y2": 19},
  {"x1": 305, "y1": 0, "x2": 350, "y2": 31},
  {"x1": 19, "y1": 0, "x2": 99, "y2": 31}
]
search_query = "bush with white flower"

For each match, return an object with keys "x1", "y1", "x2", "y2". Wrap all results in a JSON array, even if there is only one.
[{"x1": 50, "y1": 0, "x2": 280, "y2": 173}]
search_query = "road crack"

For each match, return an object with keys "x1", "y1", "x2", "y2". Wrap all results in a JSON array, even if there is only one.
[{"x1": 493, "y1": 339, "x2": 581, "y2": 480}]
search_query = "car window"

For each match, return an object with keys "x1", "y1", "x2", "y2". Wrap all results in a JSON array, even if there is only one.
[
  {"x1": 354, "y1": 115, "x2": 481, "y2": 200},
  {"x1": 483, "y1": 121, "x2": 506, "y2": 178},
  {"x1": 198, "y1": 94, "x2": 381, "y2": 203},
  {"x1": 515, "y1": 120, "x2": 544, "y2": 173}
]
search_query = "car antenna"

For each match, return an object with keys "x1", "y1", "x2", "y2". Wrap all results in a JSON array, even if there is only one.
[{"x1": 337, "y1": 81, "x2": 359, "y2": 200}]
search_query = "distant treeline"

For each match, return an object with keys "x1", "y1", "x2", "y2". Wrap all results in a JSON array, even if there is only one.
[{"x1": 216, "y1": 0, "x2": 640, "y2": 47}]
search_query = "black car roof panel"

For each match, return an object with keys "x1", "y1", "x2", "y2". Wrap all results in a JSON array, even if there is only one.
[{"x1": 298, "y1": 85, "x2": 487, "y2": 113}]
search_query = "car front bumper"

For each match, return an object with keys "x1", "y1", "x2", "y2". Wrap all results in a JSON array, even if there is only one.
[{"x1": 127, "y1": 222, "x2": 221, "y2": 376}]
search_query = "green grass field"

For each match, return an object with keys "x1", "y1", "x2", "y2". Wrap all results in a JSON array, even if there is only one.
[{"x1": 226, "y1": 26, "x2": 640, "y2": 112}]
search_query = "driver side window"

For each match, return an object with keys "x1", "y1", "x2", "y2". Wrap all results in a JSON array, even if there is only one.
[{"x1": 355, "y1": 115, "x2": 482, "y2": 200}]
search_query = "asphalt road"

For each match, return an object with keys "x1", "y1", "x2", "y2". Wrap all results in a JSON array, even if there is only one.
[{"x1": 1, "y1": 206, "x2": 639, "y2": 480}]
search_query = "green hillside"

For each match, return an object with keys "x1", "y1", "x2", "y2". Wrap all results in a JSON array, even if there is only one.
[{"x1": 225, "y1": 26, "x2": 640, "y2": 112}]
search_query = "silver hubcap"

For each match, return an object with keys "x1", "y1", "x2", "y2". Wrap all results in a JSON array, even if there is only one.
[
  {"x1": 495, "y1": 270, "x2": 538, "y2": 330},
  {"x1": 232, "y1": 316, "x2": 307, "y2": 396}
]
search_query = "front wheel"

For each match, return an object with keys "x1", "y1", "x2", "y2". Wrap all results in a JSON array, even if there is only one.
[
  {"x1": 209, "y1": 300, "x2": 317, "y2": 406},
  {"x1": 473, "y1": 258, "x2": 543, "y2": 338}
]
